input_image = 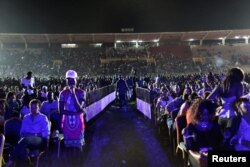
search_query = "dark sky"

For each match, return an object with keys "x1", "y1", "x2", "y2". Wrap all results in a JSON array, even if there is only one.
[{"x1": 1, "y1": 0, "x2": 250, "y2": 33}]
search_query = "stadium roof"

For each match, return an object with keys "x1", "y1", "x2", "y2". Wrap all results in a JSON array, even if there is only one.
[{"x1": 1, "y1": 29, "x2": 250, "y2": 44}]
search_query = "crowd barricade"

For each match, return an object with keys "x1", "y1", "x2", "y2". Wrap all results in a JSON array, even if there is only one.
[
  {"x1": 85, "y1": 85, "x2": 116, "y2": 122},
  {"x1": 135, "y1": 87, "x2": 160, "y2": 127}
]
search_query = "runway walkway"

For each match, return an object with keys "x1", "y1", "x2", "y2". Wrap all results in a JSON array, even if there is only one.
[{"x1": 39, "y1": 102, "x2": 182, "y2": 167}]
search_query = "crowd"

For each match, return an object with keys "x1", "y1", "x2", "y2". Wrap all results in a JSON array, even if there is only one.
[
  {"x1": 1, "y1": 45, "x2": 243, "y2": 79},
  {"x1": 141, "y1": 67, "x2": 250, "y2": 166},
  {"x1": 1, "y1": 45, "x2": 250, "y2": 166}
]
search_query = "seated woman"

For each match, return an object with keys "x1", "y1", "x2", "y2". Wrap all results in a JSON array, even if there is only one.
[
  {"x1": 183, "y1": 98, "x2": 222, "y2": 151},
  {"x1": 183, "y1": 99, "x2": 223, "y2": 167},
  {"x1": 230, "y1": 97, "x2": 250, "y2": 150}
]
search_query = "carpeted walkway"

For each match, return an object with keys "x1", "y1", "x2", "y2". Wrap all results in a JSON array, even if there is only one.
[{"x1": 39, "y1": 103, "x2": 183, "y2": 167}]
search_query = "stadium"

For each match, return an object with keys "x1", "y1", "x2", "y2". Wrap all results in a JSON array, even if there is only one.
[
  {"x1": 2, "y1": 29, "x2": 250, "y2": 77},
  {"x1": 1, "y1": 1, "x2": 250, "y2": 167}
]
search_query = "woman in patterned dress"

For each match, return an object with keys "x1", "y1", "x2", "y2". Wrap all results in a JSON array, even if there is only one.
[{"x1": 59, "y1": 70, "x2": 86, "y2": 148}]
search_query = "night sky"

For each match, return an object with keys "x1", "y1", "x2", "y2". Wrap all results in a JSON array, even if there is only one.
[{"x1": 1, "y1": 0, "x2": 250, "y2": 33}]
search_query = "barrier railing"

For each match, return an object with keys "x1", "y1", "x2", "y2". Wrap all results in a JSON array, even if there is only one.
[
  {"x1": 85, "y1": 85, "x2": 116, "y2": 122},
  {"x1": 86, "y1": 85, "x2": 115, "y2": 106}
]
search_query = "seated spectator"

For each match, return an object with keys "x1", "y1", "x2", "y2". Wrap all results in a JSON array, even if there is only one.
[
  {"x1": 39, "y1": 86, "x2": 48, "y2": 102},
  {"x1": 4, "y1": 110, "x2": 22, "y2": 145},
  {"x1": 5, "y1": 91, "x2": 20, "y2": 120},
  {"x1": 0, "y1": 99, "x2": 7, "y2": 133},
  {"x1": 156, "y1": 92, "x2": 169, "y2": 110},
  {"x1": 178, "y1": 92, "x2": 199, "y2": 117},
  {"x1": 6, "y1": 99, "x2": 50, "y2": 167},
  {"x1": 19, "y1": 95, "x2": 31, "y2": 117},
  {"x1": 230, "y1": 97, "x2": 250, "y2": 150},
  {"x1": 183, "y1": 99, "x2": 222, "y2": 152},
  {"x1": 40, "y1": 91, "x2": 59, "y2": 118}
]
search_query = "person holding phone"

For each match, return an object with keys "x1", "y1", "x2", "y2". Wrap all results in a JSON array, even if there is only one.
[{"x1": 59, "y1": 70, "x2": 86, "y2": 149}]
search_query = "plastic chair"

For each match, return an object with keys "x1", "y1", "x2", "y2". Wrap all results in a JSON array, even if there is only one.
[
  {"x1": 166, "y1": 108, "x2": 179, "y2": 151},
  {"x1": 4, "y1": 117, "x2": 22, "y2": 145},
  {"x1": 175, "y1": 115, "x2": 188, "y2": 166},
  {"x1": 27, "y1": 137, "x2": 49, "y2": 167},
  {"x1": 49, "y1": 111, "x2": 64, "y2": 158},
  {"x1": 3, "y1": 117, "x2": 22, "y2": 163},
  {"x1": 29, "y1": 149, "x2": 46, "y2": 167},
  {"x1": 188, "y1": 150, "x2": 208, "y2": 167},
  {"x1": 51, "y1": 132, "x2": 64, "y2": 159},
  {"x1": 0, "y1": 134, "x2": 5, "y2": 167}
]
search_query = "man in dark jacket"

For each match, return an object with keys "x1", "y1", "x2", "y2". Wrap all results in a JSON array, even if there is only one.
[{"x1": 116, "y1": 75, "x2": 129, "y2": 108}]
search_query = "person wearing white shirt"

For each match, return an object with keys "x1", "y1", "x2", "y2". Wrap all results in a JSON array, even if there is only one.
[
  {"x1": 21, "y1": 71, "x2": 35, "y2": 96},
  {"x1": 6, "y1": 99, "x2": 50, "y2": 167}
]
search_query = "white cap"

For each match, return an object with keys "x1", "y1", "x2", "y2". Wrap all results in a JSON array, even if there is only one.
[{"x1": 65, "y1": 70, "x2": 77, "y2": 79}]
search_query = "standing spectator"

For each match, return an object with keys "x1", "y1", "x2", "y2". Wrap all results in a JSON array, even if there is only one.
[
  {"x1": 207, "y1": 67, "x2": 244, "y2": 144},
  {"x1": 59, "y1": 70, "x2": 86, "y2": 148},
  {"x1": 116, "y1": 75, "x2": 129, "y2": 108},
  {"x1": 21, "y1": 71, "x2": 35, "y2": 97}
]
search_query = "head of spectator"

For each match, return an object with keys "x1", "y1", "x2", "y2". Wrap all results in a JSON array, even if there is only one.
[
  {"x1": 0, "y1": 99, "x2": 7, "y2": 115},
  {"x1": 189, "y1": 98, "x2": 217, "y2": 129},
  {"x1": 182, "y1": 85, "x2": 192, "y2": 100},
  {"x1": 11, "y1": 110, "x2": 21, "y2": 119},
  {"x1": 206, "y1": 72, "x2": 215, "y2": 86},
  {"x1": 65, "y1": 70, "x2": 78, "y2": 89},
  {"x1": 235, "y1": 97, "x2": 250, "y2": 122},
  {"x1": 27, "y1": 71, "x2": 32, "y2": 79},
  {"x1": 195, "y1": 80, "x2": 203, "y2": 91},
  {"x1": 227, "y1": 97, "x2": 250, "y2": 151},
  {"x1": 6, "y1": 91, "x2": 16, "y2": 102},
  {"x1": 223, "y1": 67, "x2": 244, "y2": 95},
  {"x1": 0, "y1": 88, "x2": 6, "y2": 99},
  {"x1": 189, "y1": 92, "x2": 199, "y2": 103},
  {"x1": 21, "y1": 94, "x2": 31, "y2": 107},
  {"x1": 119, "y1": 74, "x2": 123, "y2": 80},
  {"x1": 184, "y1": 84, "x2": 192, "y2": 95},
  {"x1": 29, "y1": 99, "x2": 41, "y2": 116},
  {"x1": 173, "y1": 84, "x2": 181, "y2": 97},
  {"x1": 47, "y1": 91, "x2": 55, "y2": 103},
  {"x1": 42, "y1": 86, "x2": 48, "y2": 92}
]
